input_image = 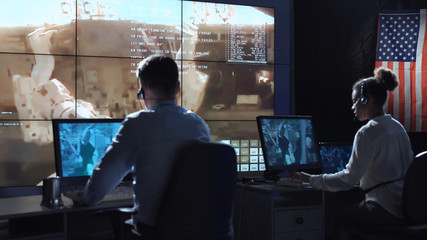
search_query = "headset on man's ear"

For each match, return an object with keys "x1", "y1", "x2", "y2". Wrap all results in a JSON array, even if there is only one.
[
  {"x1": 137, "y1": 77, "x2": 145, "y2": 100},
  {"x1": 137, "y1": 87, "x2": 145, "y2": 100},
  {"x1": 360, "y1": 80, "x2": 368, "y2": 105}
]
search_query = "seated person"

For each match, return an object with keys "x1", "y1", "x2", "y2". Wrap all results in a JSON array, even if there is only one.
[
  {"x1": 78, "y1": 55, "x2": 212, "y2": 238},
  {"x1": 290, "y1": 67, "x2": 413, "y2": 240}
]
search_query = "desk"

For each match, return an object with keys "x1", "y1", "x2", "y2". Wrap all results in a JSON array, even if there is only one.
[
  {"x1": 234, "y1": 183, "x2": 324, "y2": 240},
  {"x1": 0, "y1": 194, "x2": 133, "y2": 240}
]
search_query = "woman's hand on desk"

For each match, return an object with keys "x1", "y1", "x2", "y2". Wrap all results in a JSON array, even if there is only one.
[{"x1": 288, "y1": 171, "x2": 311, "y2": 183}]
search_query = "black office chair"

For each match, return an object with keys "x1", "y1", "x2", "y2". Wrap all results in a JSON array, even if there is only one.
[
  {"x1": 355, "y1": 151, "x2": 427, "y2": 240},
  {"x1": 114, "y1": 141, "x2": 238, "y2": 240}
]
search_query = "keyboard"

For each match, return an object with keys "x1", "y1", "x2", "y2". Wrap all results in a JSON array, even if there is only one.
[
  {"x1": 276, "y1": 178, "x2": 310, "y2": 187},
  {"x1": 63, "y1": 185, "x2": 133, "y2": 203},
  {"x1": 63, "y1": 190, "x2": 83, "y2": 203},
  {"x1": 103, "y1": 185, "x2": 134, "y2": 202}
]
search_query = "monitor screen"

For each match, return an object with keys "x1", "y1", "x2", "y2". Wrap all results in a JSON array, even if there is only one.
[
  {"x1": 52, "y1": 118, "x2": 123, "y2": 187},
  {"x1": 318, "y1": 142, "x2": 352, "y2": 174},
  {"x1": 257, "y1": 115, "x2": 322, "y2": 173}
]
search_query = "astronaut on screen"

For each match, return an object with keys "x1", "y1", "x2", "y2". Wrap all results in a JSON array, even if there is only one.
[
  {"x1": 12, "y1": 27, "x2": 102, "y2": 144},
  {"x1": 278, "y1": 123, "x2": 301, "y2": 164}
]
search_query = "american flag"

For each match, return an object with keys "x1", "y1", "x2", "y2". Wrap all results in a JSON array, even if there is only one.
[{"x1": 376, "y1": 9, "x2": 427, "y2": 131}]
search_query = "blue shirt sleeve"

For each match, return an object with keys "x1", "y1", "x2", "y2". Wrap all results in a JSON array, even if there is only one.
[{"x1": 82, "y1": 117, "x2": 136, "y2": 205}]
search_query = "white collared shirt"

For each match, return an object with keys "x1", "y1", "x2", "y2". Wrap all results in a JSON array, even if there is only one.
[{"x1": 310, "y1": 114, "x2": 413, "y2": 218}]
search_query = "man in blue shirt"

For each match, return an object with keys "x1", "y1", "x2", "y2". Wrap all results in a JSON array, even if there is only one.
[{"x1": 81, "y1": 55, "x2": 211, "y2": 235}]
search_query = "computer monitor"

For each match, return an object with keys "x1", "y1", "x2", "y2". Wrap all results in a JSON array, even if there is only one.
[
  {"x1": 318, "y1": 142, "x2": 352, "y2": 174},
  {"x1": 256, "y1": 115, "x2": 322, "y2": 178},
  {"x1": 52, "y1": 118, "x2": 126, "y2": 189}
]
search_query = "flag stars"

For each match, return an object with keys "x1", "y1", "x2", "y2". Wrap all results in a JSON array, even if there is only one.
[{"x1": 377, "y1": 13, "x2": 419, "y2": 62}]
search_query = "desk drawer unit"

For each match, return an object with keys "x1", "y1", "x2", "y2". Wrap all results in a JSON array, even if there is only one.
[
  {"x1": 274, "y1": 208, "x2": 322, "y2": 239},
  {"x1": 275, "y1": 230, "x2": 322, "y2": 240}
]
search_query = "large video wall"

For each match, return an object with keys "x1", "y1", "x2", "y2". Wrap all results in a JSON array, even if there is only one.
[{"x1": 0, "y1": 0, "x2": 291, "y2": 189}]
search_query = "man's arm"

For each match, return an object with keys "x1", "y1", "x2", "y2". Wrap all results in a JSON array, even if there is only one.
[{"x1": 81, "y1": 118, "x2": 137, "y2": 205}]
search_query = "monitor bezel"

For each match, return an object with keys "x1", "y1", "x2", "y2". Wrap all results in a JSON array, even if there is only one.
[
  {"x1": 52, "y1": 118, "x2": 128, "y2": 190},
  {"x1": 256, "y1": 115, "x2": 322, "y2": 175}
]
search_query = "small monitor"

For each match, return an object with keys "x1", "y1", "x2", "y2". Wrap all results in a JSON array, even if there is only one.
[
  {"x1": 318, "y1": 142, "x2": 352, "y2": 174},
  {"x1": 52, "y1": 118, "x2": 125, "y2": 189},
  {"x1": 256, "y1": 115, "x2": 322, "y2": 177}
]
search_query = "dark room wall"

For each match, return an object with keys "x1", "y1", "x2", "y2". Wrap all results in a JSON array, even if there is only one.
[{"x1": 294, "y1": 0, "x2": 427, "y2": 142}]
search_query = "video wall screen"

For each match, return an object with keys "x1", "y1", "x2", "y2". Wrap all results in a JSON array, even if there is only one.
[
  {"x1": 207, "y1": 120, "x2": 265, "y2": 175},
  {"x1": 0, "y1": 121, "x2": 55, "y2": 187},
  {"x1": 0, "y1": 0, "x2": 291, "y2": 188}
]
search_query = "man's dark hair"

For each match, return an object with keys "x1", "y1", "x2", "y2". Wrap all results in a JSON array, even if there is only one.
[{"x1": 136, "y1": 55, "x2": 179, "y2": 99}]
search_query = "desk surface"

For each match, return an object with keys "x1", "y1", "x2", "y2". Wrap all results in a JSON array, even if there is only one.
[{"x1": 0, "y1": 194, "x2": 133, "y2": 219}]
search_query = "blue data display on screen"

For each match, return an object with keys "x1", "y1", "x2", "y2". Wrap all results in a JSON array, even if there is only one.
[
  {"x1": 58, "y1": 122, "x2": 122, "y2": 177},
  {"x1": 319, "y1": 145, "x2": 352, "y2": 174}
]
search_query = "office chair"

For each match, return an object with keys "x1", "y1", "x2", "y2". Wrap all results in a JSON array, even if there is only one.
[
  {"x1": 113, "y1": 141, "x2": 237, "y2": 240},
  {"x1": 354, "y1": 151, "x2": 427, "y2": 240}
]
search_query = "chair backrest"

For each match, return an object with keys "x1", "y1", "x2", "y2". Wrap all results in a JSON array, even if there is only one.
[
  {"x1": 156, "y1": 141, "x2": 237, "y2": 240},
  {"x1": 402, "y1": 151, "x2": 427, "y2": 224}
]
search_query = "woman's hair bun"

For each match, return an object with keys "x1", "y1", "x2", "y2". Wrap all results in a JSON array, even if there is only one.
[{"x1": 374, "y1": 67, "x2": 398, "y2": 91}]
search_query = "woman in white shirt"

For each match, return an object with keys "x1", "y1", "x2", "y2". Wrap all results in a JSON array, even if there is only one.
[{"x1": 291, "y1": 67, "x2": 413, "y2": 239}]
